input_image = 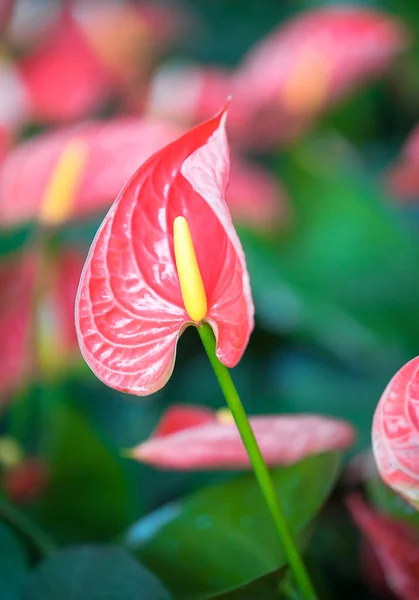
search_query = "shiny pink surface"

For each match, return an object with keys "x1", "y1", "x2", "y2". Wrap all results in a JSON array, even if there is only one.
[
  {"x1": 132, "y1": 411, "x2": 355, "y2": 469},
  {"x1": 372, "y1": 356, "x2": 419, "y2": 509},
  {"x1": 76, "y1": 108, "x2": 254, "y2": 396},
  {"x1": 348, "y1": 494, "x2": 419, "y2": 600}
]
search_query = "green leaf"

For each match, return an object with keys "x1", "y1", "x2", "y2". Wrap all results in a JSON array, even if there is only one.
[
  {"x1": 124, "y1": 453, "x2": 340, "y2": 599},
  {"x1": 23, "y1": 545, "x2": 172, "y2": 600},
  {"x1": 0, "y1": 521, "x2": 28, "y2": 600},
  {"x1": 241, "y1": 132, "x2": 419, "y2": 370},
  {"x1": 366, "y1": 474, "x2": 419, "y2": 525},
  {"x1": 211, "y1": 568, "x2": 286, "y2": 599},
  {"x1": 34, "y1": 399, "x2": 136, "y2": 543}
]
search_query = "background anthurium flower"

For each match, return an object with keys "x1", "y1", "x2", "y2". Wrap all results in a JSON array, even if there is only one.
[
  {"x1": 387, "y1": 124, "x2": 419, "y2": 200},
  {"x1": 76, "y1": 106, "x2": 254, "y2": 396},
  {"x1": 130, "y1": 404, "x2": 355, "y2": 469},
  {"x1": 0, "y1": 249, "x2": 85, "y2": 401},
  {"x1": 17, "y1": 13, "x2": 112, "y2": 123},
  {"x1": 0, "y1": 117, "x2": 285, "y2": 229},
  {"x1": 231, "y1": 6, "x2": 407, "y2": 147},
  {"x1": 0, "y1": 254, "x2": 36, "y2": 402},
  {"x1": 347, "y1": 494, "x2": 419, "y2": 600},
  {"x1": 372, "y1": 357, "x2": 419, "y2": 510}
]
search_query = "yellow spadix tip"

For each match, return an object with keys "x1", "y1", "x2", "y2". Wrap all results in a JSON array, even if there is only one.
[
  {"x1": 173, "y1": 216, "x2": 207, "y2": 322},
  {"x1": 216, "y1": 408, "x2": 235, "y2": 424},
  {"x1": 39, "y1": 138, "x2": 88, "y2": 226}
]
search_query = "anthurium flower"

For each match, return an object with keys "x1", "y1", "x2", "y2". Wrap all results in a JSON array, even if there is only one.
[
  {"x1": 347, "y1": 494, "x2": 419, "y2": 600},
  {"x1": 76, "y1": 106, "x2": 254, "y2": 396},
  {"x1": 73, "y1": 0, "x2": 182, "y2": 86},
  {"x1": 129, "y1": 404, "x2": 355, "y2": 469},
  {"x1": 387, "y1": 124, "x2": 419, "y2": 201},
  {"x1": 372, "y1": 357, "x2": 419, "y2": 510},
  {"x1": 0, "y1": 254, "x2": 36, "y2": 402},
  {"x1": 0, "y1": 249, "x2": 85, "y2": 400},
  {"x1": 0, "y1": 60, "x2": 30, "y2": 159},
  {"x1": 17, "y1": 13, "x2": 111, "y2": 122},
  {"x1": 231, "y1": 7, "x2": 407, "y2": 147},
  {"x1": 0, "y1": 117, "x2": 284, "y2": 229}
]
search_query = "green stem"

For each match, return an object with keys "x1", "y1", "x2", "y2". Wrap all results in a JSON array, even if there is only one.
[
  {"x1": 197, "y1": 322, "x2": 318, "y2": 600},
  {"x1": 0, "y1": 497, "x2": 56, "y2": 557}
]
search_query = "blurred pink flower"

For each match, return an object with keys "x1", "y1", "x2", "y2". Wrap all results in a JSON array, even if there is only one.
[
  {"x1": 347, "y1": 494, "x2": 419, "y2": 600},
  {"x1": 372, "y1": 357, "x2": 419, "y2": 510},
  {"x1": 232, "y1": 6, "x2": 407, "y2": 147},
  {"x1": 0, "y1": 249, "x2": 85, "y2": 401},
  {"x1": 0, "y1": 254, "x2": 35, "y2": 401},
  {"x1": 387, "y1": 125, "x2": 419, "y2": 200},
  {"x1": 17, "y1": 13, "x2": 111, "y2": 122},
  {"x1": 13, "y1": 2, "x2": 182, "y2": 123},
  {"x1": 0, "y1": 117, "x2": 285, "y2": 229},
  {"x1": 147, "y1": 8, "x2": 406, "y2": 150},
  {"x1": 130, "y1": 404, "x2": 355, "y2": 469}
]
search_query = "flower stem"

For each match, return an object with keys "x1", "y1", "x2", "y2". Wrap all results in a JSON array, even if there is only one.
[{"x1": 197, "y1": 322, "x2": 318, "y2": 600}]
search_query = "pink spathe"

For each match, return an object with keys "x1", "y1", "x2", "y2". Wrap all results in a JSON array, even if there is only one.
[
  {"x1": 75, "y1": 106, "x2": 255, "y2": 396},
  {"x1": 372, "y1": 356, "x2": 419, "y2": 509}
]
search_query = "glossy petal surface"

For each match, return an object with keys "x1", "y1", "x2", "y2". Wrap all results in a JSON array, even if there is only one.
[
  {"x1": 373, "y1": 356, "x2": 419, "y2": 509},
  {"x1": 348, "y1": 494, "x2": 419, "y2": 600},
  {"x1": 76, "y1": 108, "x2": 254, "y2": 395},
  {"x1": 131, "y1": 413, "x2": 355, "y2": 469}
]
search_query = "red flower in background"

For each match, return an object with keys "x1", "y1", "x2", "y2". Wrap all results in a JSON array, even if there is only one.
[
  {"x1": 76, "y1": 106, "x2": 254, "y2": 396},
  {"x1": 146, "y1": 8, "x2": 406, "y2": 149},
  {"x1": 0, "y1": 254, "x2": 35, "y2": 400},
  {"x1": 3, "y1": 458, "x2": 48, "y2": 505},
  {"x1": 0, "y1": 117, "x2": 285, "y2": 229},
  {"x1": 1, "y1": 1, "x2": 181, "y2": 127},
  {"x1": 18, "y1": 13, "x2": 111, "y2": 123},
  {"x1": 0, "y1": 249, "x2": 85, "y2": 401},
  {"x1": 232, "y1": 6, "x2": 406, "y2": 147},
  {"x1": 372, "y1": 357, "x2": 419, "y2": 510},
  {"x1": 387, "y1": 124, "x2": 419, "y2": 200},
  {"x1": 347, "y1": 494, "x2": 419, "y2": 600},
  {"x1": 130, "y1": 404, "x2": 355, "y2": 470}
]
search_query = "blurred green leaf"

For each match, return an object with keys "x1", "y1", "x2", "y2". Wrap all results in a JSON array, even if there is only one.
[
  {"x1": 366, "y1": 474, "x2": 419, "y2": 525},
  {"x1": 23, "y1": 545, "x2": 172, "y2": 600},
  {"x1": 241, "y1": 132, "x2": 419, "y2": 371},
  {"x1": 34, "y1": 400, "x2": 136, "y2": 543},
  {"x1": 124, "y1": 453, "x2": 340, "y2": 599},
  {"x1": 211, "y1": 568, "x2": 286, "y2": 599},
  {"x1": 0, "y1": 521, "x2": 28, "y2": 600}
]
